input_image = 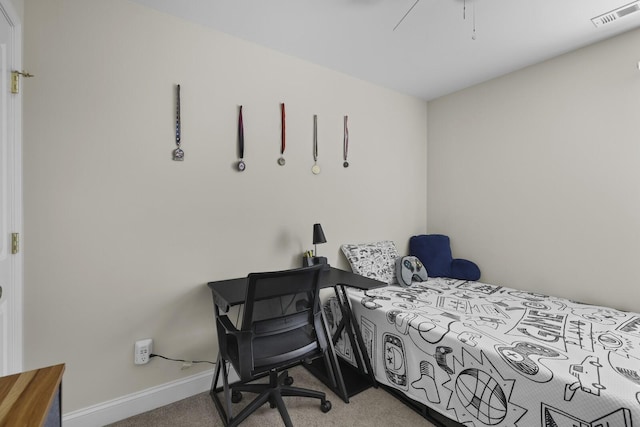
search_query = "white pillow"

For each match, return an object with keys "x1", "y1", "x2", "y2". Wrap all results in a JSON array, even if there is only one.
[{"x1": 341, "y1": 240, "x2": 398, "y2": 284}]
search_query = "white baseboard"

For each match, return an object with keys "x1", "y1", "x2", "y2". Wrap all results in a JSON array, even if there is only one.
[{"x1": 62, "y1": 369, "x2": 214, "y2": 427}]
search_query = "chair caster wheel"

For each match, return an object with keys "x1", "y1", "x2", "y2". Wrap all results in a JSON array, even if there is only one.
[
  {"x1": 320, "y1": 400, "x2": 332, "y2": 413},
  {"x1": 231, "y1": 391, "x2": 242, "y2": 403},
  {"x1": 284, "y1": 376, "x2": 294, "y2": 386}
]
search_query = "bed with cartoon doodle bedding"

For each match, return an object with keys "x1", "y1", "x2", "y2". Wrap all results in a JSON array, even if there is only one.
[{"x1": 324, "y1": 277, "x2": 640, "y2": 427}]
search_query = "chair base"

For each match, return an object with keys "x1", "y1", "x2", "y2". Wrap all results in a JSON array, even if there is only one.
[{"x1": 212, "y1": 367, "x2": 331, "y2": 427}]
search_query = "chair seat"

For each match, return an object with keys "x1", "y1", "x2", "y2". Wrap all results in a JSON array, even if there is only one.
[{"x1": 253, "y1": 328, "x2": 319, "y2": 369}]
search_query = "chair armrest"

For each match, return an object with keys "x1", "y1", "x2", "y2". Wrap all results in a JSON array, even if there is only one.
[
  {"x1": 216, "y1": 315, "x2": 254, "y2": 381},
  {"x1": 216, "y1": 314, "x2": 239, "y2": 334}
]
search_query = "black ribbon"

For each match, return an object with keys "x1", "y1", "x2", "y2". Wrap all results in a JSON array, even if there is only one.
[
  {"x1": 281, "y1": 103, "x2": 286, "y2": 155},
  {"x1": 175, "y1": 85, "x2": 181, "y2": 147},
  {"x1": 238, "y1": 105, "x2": 244, "y2": 159}
]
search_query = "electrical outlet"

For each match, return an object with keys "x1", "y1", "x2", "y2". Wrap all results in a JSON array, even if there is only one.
[{"x1": 134, "y1": 338, "x2": 153, "y2": 365}]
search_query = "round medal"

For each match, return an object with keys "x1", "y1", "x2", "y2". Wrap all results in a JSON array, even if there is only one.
[
  {"x1": 343, "y1": 161, "x2": 349, "y2": 168},
  {"x1": 278, "y1": 157, "x2": 285, "y2": 166},
  {"x1": 312, "y1": 164, "x2": 321, "y2": 175},
  {"x1": 237, "y1": 160, "x2": 246, "y2": 172}
]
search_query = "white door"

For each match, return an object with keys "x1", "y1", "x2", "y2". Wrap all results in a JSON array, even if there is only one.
[{"x1": 0, "y1": 0, "x2": 23, "y2": 376}]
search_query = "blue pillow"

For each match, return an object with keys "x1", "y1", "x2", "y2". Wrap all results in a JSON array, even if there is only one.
[
  {"x1": 409, "y1": 234, "x2": 452, "y2": 278},
  {"x1": 451, "y1": 258, "x2": 481, "y2": 281}
]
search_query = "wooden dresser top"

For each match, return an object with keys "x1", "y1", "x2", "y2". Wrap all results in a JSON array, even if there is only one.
[{"x1": 0, "y1": 364, "x2": 65, "y2": 427}]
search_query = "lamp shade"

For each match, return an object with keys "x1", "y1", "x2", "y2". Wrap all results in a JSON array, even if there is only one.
[{"x1": 313, "y1": 223, "x2": 327, "y2": 245}]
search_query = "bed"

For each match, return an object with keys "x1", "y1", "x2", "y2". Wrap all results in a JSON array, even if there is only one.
[{"x1": 324, "y1": 275, "x2": 640, "y2": 427}]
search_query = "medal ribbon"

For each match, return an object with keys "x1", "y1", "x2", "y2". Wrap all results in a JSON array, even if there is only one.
[
  {"x1": 281, "y1": 103, "x2": 286, "y2": 155},
  {"x1": 238, "y1": 105, "x2": 244, "y2": 159},
  {"x1": 343, "y1": 115, "x2": 349, "y2": 162},
  {"x1": 175, "y1": 85, "x2": 181, "y2": 149},
  {"x1": 313, "y1": 115, "x2": 318, "y2": 162}
]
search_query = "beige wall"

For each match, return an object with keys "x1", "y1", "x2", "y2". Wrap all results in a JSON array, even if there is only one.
[
  {"x1": 428, "y1": 28, "x2": 640, "y2": 313},
  {"x1": 7, "y1": 0, "x2": 23, "y2": 21},
  {"x1": 23, "y1": 0, "x2": 427, "y2": 413}
]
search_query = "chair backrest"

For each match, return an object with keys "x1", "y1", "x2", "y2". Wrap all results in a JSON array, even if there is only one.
[
  {"x1": 242, "y1": 264, "x2": 323, "y2": 331},
  {"x1": 235, "y1": 265, "x2": 327, "y2": 375}
]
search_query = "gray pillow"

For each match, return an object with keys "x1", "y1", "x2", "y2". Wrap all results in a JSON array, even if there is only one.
[{"x1": 395, "y1": 256, "x2": 428, "y2": 287}]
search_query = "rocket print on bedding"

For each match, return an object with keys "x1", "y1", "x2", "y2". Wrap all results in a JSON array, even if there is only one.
[{"x1": 324, "y1": 277, "x2": 640, "y2": 427}]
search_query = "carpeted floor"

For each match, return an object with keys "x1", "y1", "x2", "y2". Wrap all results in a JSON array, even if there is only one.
[{"x1": 106, "y1": 366, "x2": 436, "y2": 426}]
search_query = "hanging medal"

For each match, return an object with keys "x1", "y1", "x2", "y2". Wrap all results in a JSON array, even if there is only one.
[
  {"x1": 312, "y1": 115, "x2": 321, "y2": 175},
  {"x1": 343, "y1": 115, "x2": 349, "y2": 168},
  {"x1": 278, "y1": 103, "x2": 286, "y2": 166},
  {"x1": 237, "y1": 105, "x2": 246, "y2": 172},
  {"x1": 172, "y1": 84, "x2": 184, "y2": 161}
]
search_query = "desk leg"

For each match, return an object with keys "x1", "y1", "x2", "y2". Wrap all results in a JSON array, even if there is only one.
[
  {"x1": 333, "y1": 287, "x2": 365, "y2": 375},
  {"x1": 319, "y1": 305, "x2": 349, "y2": 403},
  {"x1": 305, "y1": 285, "x2": 378, "y2": 402},
  {"x1": 336, "y1": 285, "x2": 377, "y2": 388},
  {"x1": 210, "y1": 354, "x2": 232, "y2": 426}
]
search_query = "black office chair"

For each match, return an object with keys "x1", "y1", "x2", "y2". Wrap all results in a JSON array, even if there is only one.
[{"x1": 212, "y1": 265, "x2": 332, "y2": 427}]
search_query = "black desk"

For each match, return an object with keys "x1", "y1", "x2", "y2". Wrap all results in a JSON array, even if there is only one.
[{"x1": 207, "y1": 267, "x2": 385, "y2": 403}]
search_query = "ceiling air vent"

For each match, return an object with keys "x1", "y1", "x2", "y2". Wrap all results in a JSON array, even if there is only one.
[{"x1": 592, "y1": 1, "x2": 640, "y2": 27}]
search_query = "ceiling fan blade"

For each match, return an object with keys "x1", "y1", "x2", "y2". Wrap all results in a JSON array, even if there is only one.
[{"x1": 393, "y1": 0, "x2": 421, "y2": 31}]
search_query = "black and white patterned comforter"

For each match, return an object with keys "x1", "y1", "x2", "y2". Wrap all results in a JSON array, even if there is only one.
[{"x1": 325, "y1": 277, "x2": 640, "y2": 426}]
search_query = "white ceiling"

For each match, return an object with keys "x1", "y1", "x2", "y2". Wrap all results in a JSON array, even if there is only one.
[{"x1": 130, "y1": 0, "x2": 640, "y2": 100}]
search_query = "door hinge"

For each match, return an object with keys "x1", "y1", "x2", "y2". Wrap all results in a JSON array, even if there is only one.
[
  {"x1": 11, "y1": 70, "x2": 34, "y2": 94},
  {"x1": 11, "y1": 233, "x2": 19, "y2": 254}
]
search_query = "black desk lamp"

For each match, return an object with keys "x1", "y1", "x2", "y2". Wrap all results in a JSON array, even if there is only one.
[
  {"x1": 313, "y1": 223, "x2": 327, "y2": 256},
  {"x1": 305, "y1": 223, "x2": 329, "y2": 270}
]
